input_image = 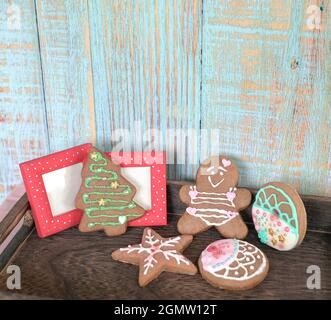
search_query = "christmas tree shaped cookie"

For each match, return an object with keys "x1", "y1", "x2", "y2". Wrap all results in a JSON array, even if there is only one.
[{"x1": 76, "y1": 147, "x2": 145, "y2": 236}]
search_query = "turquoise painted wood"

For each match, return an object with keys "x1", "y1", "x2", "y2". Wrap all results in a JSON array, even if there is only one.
[
  {"x1": 0, "y1": 0, "x2": 49, "y2": 199},
  {"x1": 88, "y1": 0, "x2": 202, "y2": 180},
  {"x1": 0, "y1": 0, "x2": 330, "y2": 202},
  {"x1": 201, "y1": 0, "x2": 331, "y2": 196},
  {"x1": 35, "y1": 0, "x2": 96, "y2": 152}
]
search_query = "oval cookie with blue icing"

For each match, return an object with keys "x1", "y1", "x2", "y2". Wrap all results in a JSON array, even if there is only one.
[
  {"x1": 198, "y1": 239, "x2": 269, "y2": 290},
  {"x1": 252, "y1": 182, "x2": 307, "y2": 251}
]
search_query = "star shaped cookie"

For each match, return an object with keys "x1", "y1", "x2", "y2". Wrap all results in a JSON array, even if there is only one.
[{"x1": 111, "y1": 228, "x2": 197, "y2": 286}]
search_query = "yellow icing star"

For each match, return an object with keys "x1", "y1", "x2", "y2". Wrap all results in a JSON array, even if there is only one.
[
  {"x1": 268, "y1": 228, "x2": 274, "y2": 236},
  {"x1": 98, "y1": 198, "x2": 105, "y2": 206},
  {"x1": 271, "y1": 239, "x2": 277, "y2": 246},
  {"x1": 110, "y1": 181, "x2": 119, "y2": 189},
  {"x1": 278, "y1": 235, "x2": 285, "y2": 243},
  {"x1": 90, "y1": 152, "x2": 98, "y2": 160}
]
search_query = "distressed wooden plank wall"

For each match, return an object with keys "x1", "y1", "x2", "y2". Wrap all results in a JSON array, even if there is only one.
[
  {"x1": 0, "y1": 0, "x2": 330, "y2": 202},
  {"x1": 88, "y1": 0, "x2": 202, "y2": 179},
  {"x1": 0, "y1": 0, "x2": 49, "y2": 199},
  {"x1": 35, "y1": 0, "x2": 96, "y2": 151},
  {"x1": 201, "y1": 0, "x2": 331, "y2": 196}
]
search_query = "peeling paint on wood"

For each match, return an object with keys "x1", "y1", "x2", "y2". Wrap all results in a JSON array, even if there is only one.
[
  {"x1": 35, "y1": 0, "x2": 96, "y2": 151},
  {"x1": 0, "y1": 0, "x2": 330, "y2": 202},
  {"x1": 201, "y1": 0, "x2": 331, "y2": 196},
  {"x1": 0, "y1": 0, "x2": 49, "y2": 201},
  {"x1": 88, "y1": 0, "x2": 202, "y2": 180}
]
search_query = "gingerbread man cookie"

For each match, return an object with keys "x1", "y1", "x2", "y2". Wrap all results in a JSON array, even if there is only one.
[
  {"x1": 199, "y1": 239, "x2": 269, "y2": 290},
  {"x1": 76, "y1": 147, "x2": 145, "y2": 237},
  {"x1": 112, "y1": 228, "x2": 197, "y2": 287},
  {"x1": 177, "y1": 156, "x2": 251, "y2": 239},
  {"x1": 252, "y1": 182, "x2": 307, "y2": 251}
]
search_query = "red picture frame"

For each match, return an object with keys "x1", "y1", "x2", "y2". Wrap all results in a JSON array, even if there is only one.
[
  {"x1": 20, "y1": 143, "x2": 167, "y2": 238},
  {"x1": 107, "y1": 151, "x2": 167, "y2": 227}
]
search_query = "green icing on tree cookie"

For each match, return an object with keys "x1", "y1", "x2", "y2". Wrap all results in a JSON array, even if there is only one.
[{"x1": 82, "y1": 151, "x2": 142, "y2": 228}]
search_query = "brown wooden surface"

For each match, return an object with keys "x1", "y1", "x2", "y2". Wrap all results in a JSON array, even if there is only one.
[
  {"x1": 0, "y1": 181, "x2": 330, "y2": 299},
  {"x1": 0, "y1": 193, "x2": 29, "y2": 243},
  {"x1": 0, "y1": 215, "x2": 329, "y2": 300},
  {"x1": 0, "y1": 291, "x2": 49, "y2": 300}
]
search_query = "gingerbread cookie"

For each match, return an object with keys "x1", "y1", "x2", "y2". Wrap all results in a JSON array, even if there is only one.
[
  {"x1": 177, "y1": 156, "x2": 251, "y2": 239},
  {"x1": 111, "y1": 228, "x2": 197, "y2": 287},
  {"x1": 252, "y1": 182, "x2": 307, "y2": 251},
  {"x1": 76, "y1": 147, "x2": 145, "y2": 237},
  {"x1": 199, "y1": 239, "x2": 269, "y2": 290}
]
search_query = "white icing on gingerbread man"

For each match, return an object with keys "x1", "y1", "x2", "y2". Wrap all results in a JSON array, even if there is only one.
[{"x1": 178, "y1": 156, "x2": 251, "y2": 239}]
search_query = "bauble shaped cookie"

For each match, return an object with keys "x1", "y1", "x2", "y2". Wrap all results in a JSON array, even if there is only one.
[
  {"x1": 198, "y1": 239, "x2": 269, "y2": 290},
  {"x1": 252, "y1": 182, "x2": 307, "y2": 251}
]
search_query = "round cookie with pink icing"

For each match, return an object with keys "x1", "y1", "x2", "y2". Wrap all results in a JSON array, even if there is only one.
[
  {"x1": 252, "y1": 182, "x2": 307, "y2": 251},
  {"x1": 177, "y1": 155, "x2": 251, "y2": 239},
  {"x1": 199, "y1": 239, "x2": 269, "y2": 290}
]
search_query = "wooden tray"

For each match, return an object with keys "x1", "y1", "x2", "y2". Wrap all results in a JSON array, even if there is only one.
[{"x1": 0, "y1": 181, "x2": 330, "y2": 299}]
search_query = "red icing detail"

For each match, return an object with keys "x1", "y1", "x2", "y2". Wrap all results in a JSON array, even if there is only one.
[
  {"x1": 207, "y1": 245, "x2": 217, "y2": 253},
  {"x1": 207, "y1": 245, "x2": 223, "y2": 258},
  {"x1": 273, "y1": 209, "x2": 280, "y2": 216},
  {"x1": 201, "y1": 239, "x2": 236, "y2": 269}
]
